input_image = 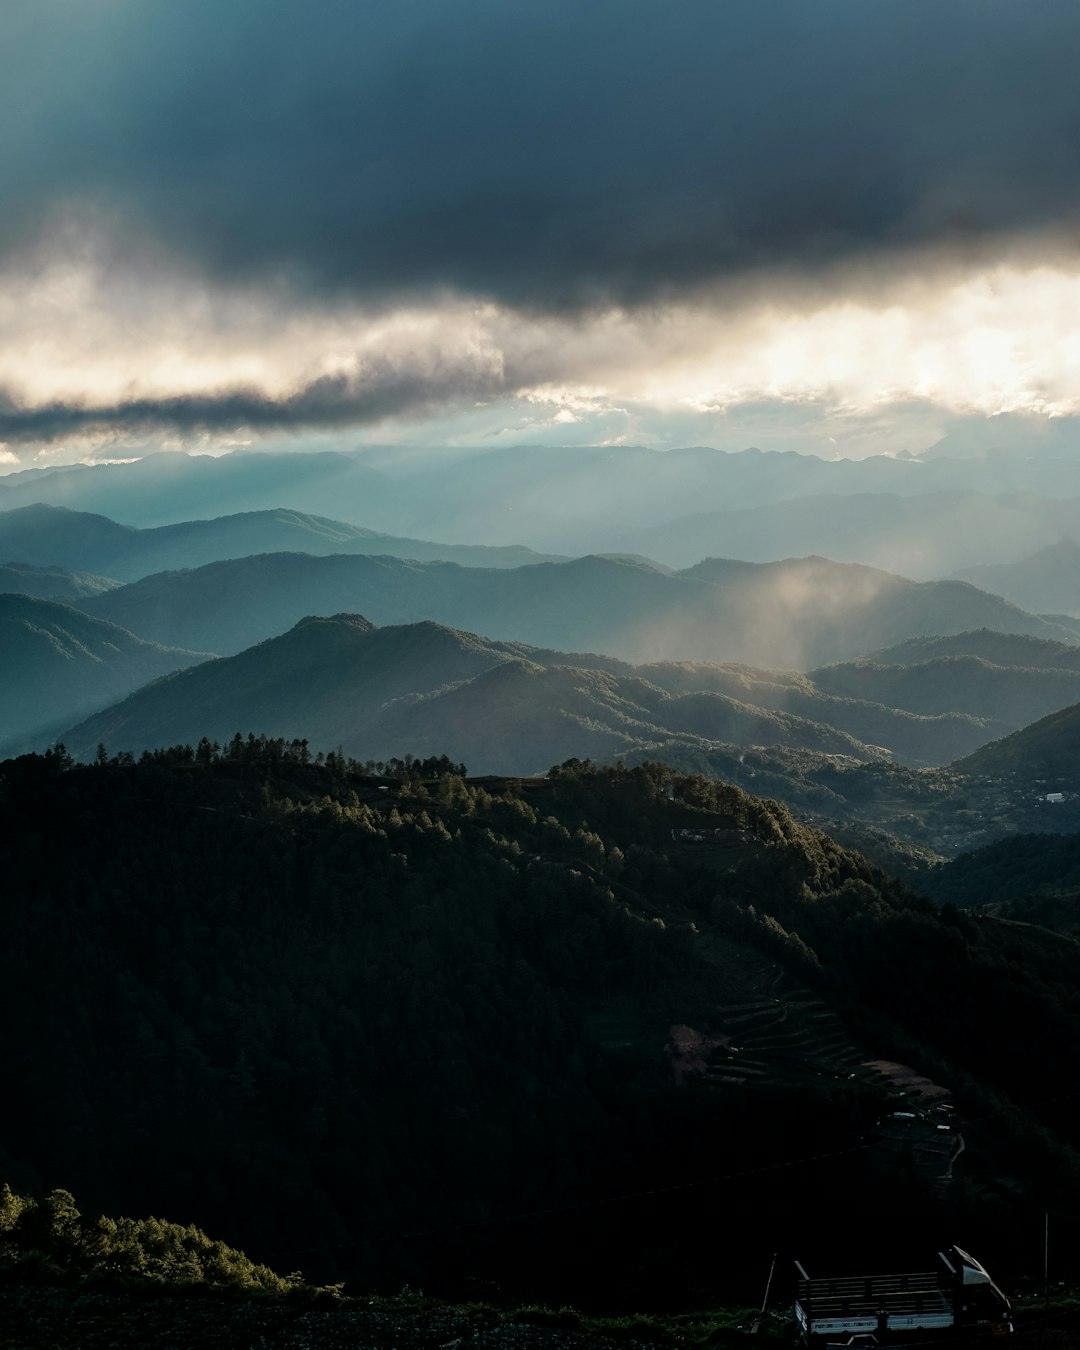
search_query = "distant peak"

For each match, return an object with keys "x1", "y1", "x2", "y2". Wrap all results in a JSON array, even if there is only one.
[{"x1": 291, "y1": 613, "x2": 377, "y2": 633}]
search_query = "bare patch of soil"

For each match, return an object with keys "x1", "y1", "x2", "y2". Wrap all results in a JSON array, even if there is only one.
[
  {"x1": 668, "y1": 1024, "x2": 731, "y2": 1084},
  {"x1": 862, "y1": 1058, "x2": 952, "y2": 1101}
]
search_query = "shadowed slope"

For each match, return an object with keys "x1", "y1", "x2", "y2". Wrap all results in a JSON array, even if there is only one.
[
  {"x1": 62, "y1": 614, "x2": 996, "y2": 773},
  {"x1": 0, "y1": 593, "x2": 209, "y2": 750},
  {"x1": 0, "y1": 561, "x2": 119, "y2": 602}
]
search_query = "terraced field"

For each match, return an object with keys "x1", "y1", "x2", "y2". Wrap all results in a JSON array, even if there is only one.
[
  {"x1": 676, "y1": 945, "x2": 873, "y2": 1091},
  {"x1": 662, "y1": 945, "x2": 966, "y2": 1191}
]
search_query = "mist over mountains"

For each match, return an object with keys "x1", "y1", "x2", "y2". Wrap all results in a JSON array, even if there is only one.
[
  {"x1": 64, "y1": 612, "x2": 1009, "y2": 773},
  {"x1": 8, "y1": 434, "x2": 1080, "y2": 1325},
  {"x1": 75, "y1": 547, "x2": 1076, "y2": 667},
  {"x1": 0, "y1": 561, "x2": 119, "y2": 602},
  {"x1": 5, "y1": 477, "x2": 1080, "y2": 791},
  {"x1": 14, "y1": 0, "x2": 1080, "y2": 1326},
  {"x1": 0, "y1": 503, "x2": 557, "y2": 582},
  {"x1": 952, "y1": 539, "x2": 1080, "y2": 617},
  {"x1": 0, "y1": 594, "x2": 207, "y2": 751},
  {"x1": 624, "y1": 491, "x2": 1079, "y2": 576},
  {"x1": 7, "y1": 437, "x2": 1080, "y2": 574}
]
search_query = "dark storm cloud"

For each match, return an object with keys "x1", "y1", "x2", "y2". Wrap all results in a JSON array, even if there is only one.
[
  {"x1": 0, "y1": 360, "x2": 510, "y2": 444},
  {"x1": 3, "y1": 0, "x2": 1080, "y2": 309}
]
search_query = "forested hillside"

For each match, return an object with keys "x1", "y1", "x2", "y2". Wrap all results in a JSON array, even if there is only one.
[
  {"x1": 3, "y1": 749, "x2": 1080, "y2": 1309},
  {"x1": 957, "y1": 701, "x2": 1080, "y2": 780},
  {"x1": 927, "y1": 833, "x2": 1080, "y2": 929},
  {"x1": 810, "y1": 653, "x2": 1080, "y2": 726},
  {"x1": 864, "y1": 629, "x2": 1080, "y2": 670}
]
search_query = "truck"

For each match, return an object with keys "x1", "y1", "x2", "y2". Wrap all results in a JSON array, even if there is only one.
[{"x1": 795, "y1": 1245, "x2": 1012, "y2": 1344}]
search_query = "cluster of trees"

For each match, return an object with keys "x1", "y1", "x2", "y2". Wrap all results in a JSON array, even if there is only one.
[
  {"x1": 3, "y1": 748, "x2": 1080, "y2": 1307},
  {"x1": 74, "y1": 735, "x2": 468, "y2": 782},
  {"x1": 927, "y1": 832, "x2": 1080, "y2": 913},
  {"x1": 0, "y1": 1185, "x2": 304, "y2": 1295}
]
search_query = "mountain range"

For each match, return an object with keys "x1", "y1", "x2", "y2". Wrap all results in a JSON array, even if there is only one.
[
  {"x1": 0, "y1": 503, "x2": 559, "y2": 582},
  {"x1": 61, "y1": 613, "x2": 1069, "y2": 775},
  {"x1": 77, "y1": 549, "x2": 1080, "y2": 667},
  {"x1": 9, "y1": 438, "x2": 1080, "y2": 567},
  {"x1": 951, "y1": 539, "x2": 1080, "y2": 617},
  {"x1": 0, "y1": 594, "x2": 208, "y2": 752},
  {"x1": 58, "y1": 614, "x2": 888, "y2": 770},
  {"x1": 0, "y1": 561, "x2": 119, "y2": 602},
  {"x1": 619, "y1": 490, "x2": 1080, "y2": 576}
]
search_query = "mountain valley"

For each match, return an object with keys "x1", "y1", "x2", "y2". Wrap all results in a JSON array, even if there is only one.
[
  {"x1": 12, "y1": 8, "x2": 1080, "y2": 1338},
  {"x1": 6, "y1": 443, "x2": 1080, "y2": 1328}
]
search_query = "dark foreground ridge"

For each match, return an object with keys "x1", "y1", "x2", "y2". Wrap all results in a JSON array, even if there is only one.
[
  {"x1": 11, "y1": 1289, "x2": 1078, "y2": 1350},
  {"x1": 0, "y1": 1286, "x2": 795, "y2": 1350},
  {"x1": 5, "y1": 743, "x2": 1080, "y2": 1320}
]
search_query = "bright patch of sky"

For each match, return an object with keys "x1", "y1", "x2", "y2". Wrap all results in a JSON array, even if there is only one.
[
  {"x1": 5, "y1": 2, "x2": 1080, "y2": 464},
  {"x1": 2, "y1": 225, "x2": 1079, "y2": 464}
]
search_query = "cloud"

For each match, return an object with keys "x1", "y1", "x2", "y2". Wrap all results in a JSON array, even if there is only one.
[
  {"x1": 5, "y1": 2, "x2": 1080, "y2": 461},
  {"x1": 3, "y1": 227, "x2": 1080, "y2": 458},
  {"x1": 4, "y1": 1, "x2": 1080, "y2": 310}
]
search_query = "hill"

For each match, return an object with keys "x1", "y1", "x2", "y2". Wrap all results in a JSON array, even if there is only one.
[
  {"x1": 0, "y1": 503, "x2": 138, "y2": 571},
  {"x1": 0, "y1": 594, "x2": 209, "y2": 752},
  {"x1": 924, "y1": 833, "x2": 1080, "y2": 923},
  {"x1": 82, "y1": 551, "x2": 1080, "y2": 666},
  {"x1": 0, "y1": 561, "x2": 120, "y2": 602},
  {"x1": 956, "y1": 702, "x2": 1080, "y2": 783},
  {"x1": 0, "y1": 450, "x2": 392, "y2": 530},
  {"x1": 0, "y1": 503, "x2": 560, "y2": 581},
  {"x1": 863, "y1": 629, "x2": 1080, "y2": 670},
  {"x1": 62, "y1": 615, "x2": 900, "y2": 771},
  {"x1": 4, "y1": 750, "x2": 1080, "y2": 1305},
  {"x1": 810, "y1": 654, "x2": 1080, "y2": 727},
  {"x1": 622, "y1": 491, "x2": 1078, "y2": 577},
  {"x1": 951, "y1": 539, "x2": 1080, "y2": 617},
  {"x1": 590, "y1": 659, "x2": 993, "y2": 767}
]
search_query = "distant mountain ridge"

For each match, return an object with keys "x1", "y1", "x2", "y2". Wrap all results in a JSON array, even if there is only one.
[
  {"x1": 861, "y1": 629, "x2": 1080, "y2": 671},
  {"x1": 0, "y1": 561, "x2": 120, "y2": 602},
  {"x1": 9, "y1": 437, "x2": 1080, "y2": 556},
  {"x1": 619, "y1": 491, "x2": 1080, "y2": 576},
  {"x1": 0, "y1": 503, "x2": 562, "y2": 582},
  {"x1": 810, "y1": 654, "x2": 1080, "y2": 727},
  {"x1": 0, "y1": 593, "x2": 209, "y2": 752},
  {"x1": 951, "y1": 540, "x2": 1080, "y2": 617},
  {"x1": 80, "y1": 550, "x2": 1080, "y2": 668}
]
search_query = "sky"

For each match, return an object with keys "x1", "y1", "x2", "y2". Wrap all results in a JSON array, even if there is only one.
[{"x1": 3, "y1": 0, "x2": 1080, "y2": 467}]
